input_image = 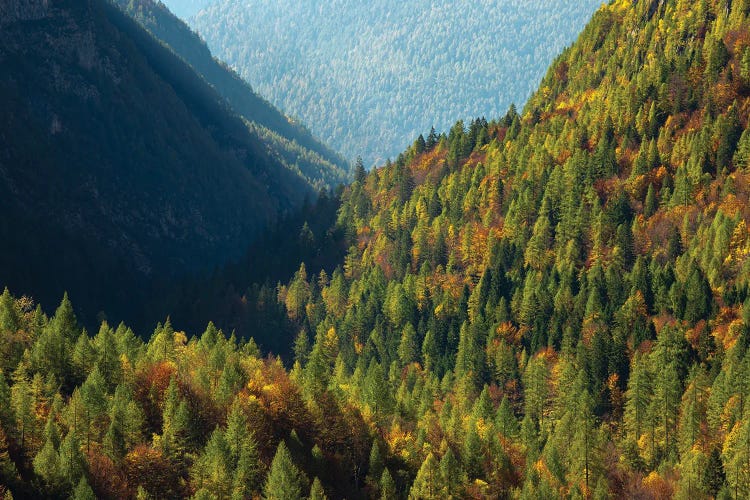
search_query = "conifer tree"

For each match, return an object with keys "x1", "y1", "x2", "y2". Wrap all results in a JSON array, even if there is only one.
[
  {"x1": 366, "y1": 440, "x2": 385, "y2": 490},
  {"x1": 79, "y1": 365, "x2": 107, "y2": 453},
  {"x1": 263, "y1": 440, "x2": 307, "y2": 500},
  {"x1": 309, "y1": 477, "x2": 327, "y2": 500},
  {"x1": 93, "y1": 322, "x2": 122, "y2": 389},
  {"x1": 71, "y1": 477, "x2": 96, "y2": 500},
  {"x1": 0, "y1": 426, "x2": 18, "y2": 487},
  {"x1": 625, "y1": 352, "x2": 652, "y2": 442},
  {"x1": 439, "y1": 447, "x2": 463, "y2": 497},
  {"x1": 704, "y1": 447, "x2": 726, "y2": 498},
  {"x1": 33, "y1": 430, "x2": 63, "y2": 494},
  {"x1": 380, "y1": 468, "x2": 397, "y2": 500},
  {"x1": 191, "y1": 427, "x2": 232, "y2": 498},
  {"x1": 10, "y1": 367, "x2": 35, "y2": 452},
  {"x1": 0, "y1": 372, "x2": 14, "y2": 434},
  {"x1": 160, "y1": 376, "x2": 190, "y2": 461},
  {"x1": 233, "y1": 434, "x2": 262, "y2": 499},
  {"x1": 0, "y1": 287, "x2": 18, "y2": 329},
  {"x1": 71, "y1": 333, "x2": 96, "y2": 386},
  {"x1": 409, "y1": 452, "x2": 441, "y2": 499},
  {"x1": 398, "y1": 322, "x2": 419, "y2": 366},
  {"x1": 58, "y1": 431, "x2": 85, "y2": 488}
]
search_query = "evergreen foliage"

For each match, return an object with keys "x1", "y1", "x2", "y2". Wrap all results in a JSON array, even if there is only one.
[{"x1": 3, "y1": 0, "x2": 750, "y2": 498}]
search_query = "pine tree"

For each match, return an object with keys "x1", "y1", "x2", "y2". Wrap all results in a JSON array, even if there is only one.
[
  {"x1": 71, "y1": 333, "x2": 96, "y2": 386},
  {"x1": 49, "y1": 292, "x2": 79, "y2": 342},
  {"x1": 233, "y1": 434, "x2": 262, "y2": 499},
  {"x1": 568, "y1": 390, "x2": 598, "y2": 496},
  {"x1": 309, "y1": 477, "x2": 327, "y2": 500},
  {"x1": 0, "y1": 372, "x2": 14, "y2": 434},
  {"x1": 704, "y1": 447, "x2": 726, "y2": 498},
  {"x1": 30, "y1": 319, "x2": 71, "y2": 388},
  {"x1": 0, "y1": 426, "x2": 19, "y2": 487},
  {"x1": 380, "y1": 468, "x2": 397, "y2": 500},
  {"x1": 263, "y1": 440, "x2": 307, "y2": 500},
  {"x1": 10, "y1": 367, "x2": 35, "y2": 452},
  {"x1": 464, "y1": 422, "x2": 484, "y2": 480},
  {"x1": 684, "y1": 267, "x2": 712, "y2": 324},
  {"x1": 104, "y1": 400, "x2": 127, "y2": 461},
  {"x1": 362, "y1": 360, "x2": 394, "y2": 414},
  {"x1": 145, "y1": 319, "x2": 176, "y2": 363},
  {"x1": 293, "y1": 330, "x2": 311, "y2": 365},
  {"x1": 354, "y1": 156, "x2": 367, "y2": 184},
  {"x1": 398, "y1": 322, "x2": 419, "y2": 366},
  {"x1": 160, "y1": 377, "x2": 190, "y2": 460},
  {"x1": 643, "y1": 183, "x2": 657, "y2": 218},
  {"x1": 409, "y1": 452, "x2": 441, "y2": 499},
  {"x1": 80, "y1": 365, "x2": 108, "y2": 453},
  {"x1": 225, "y1": 397, "x2": 248, "y2": 460},
  {"x1": 0, "y1": 288, "x2": 19, "y2": 334},
  {"x1": 191, "y1": 427, "x2": 232, "y2": 498},
  {"x1": 366, "y1": 441, "x2": 385, "y2": 490},
  {"x1": 58, "y1": 431, "x2": 85, "y2": 488},
  {"x1": 625, "y1": 352, "x2": 652, "y2": 442},
  {"x1": 93, "y1": 322, "x2": 122, "y2": 389},
  {"x1": 71, "y1": 477, "x2": 96, "y2": 500},
  {"x1": 33, "y1": 432, "x2": 63, "y2": 494},
  {"x1": 226, "y1": 397, "x2": 261, "y2": 497},
  {"x1": 496, "y1": 396, "x2": 519, "y2": 438},
  {"x1": 439, "y1": 447, "x2": 464, "y2": 497}
]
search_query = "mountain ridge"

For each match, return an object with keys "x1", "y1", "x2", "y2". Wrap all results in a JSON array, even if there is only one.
[
  {"x1": 189, "y1": 0, "x2": 602, "y2": 165},
  {"x1": 0, "y1": 0, "x2": 318, "y2": 327},
  {"x1": 116, "y1": 0, "x2": 351, "y2": 191}
]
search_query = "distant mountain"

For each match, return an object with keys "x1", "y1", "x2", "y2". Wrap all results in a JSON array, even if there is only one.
[
  {"x1": 116, "y1": 0, "x2": 351, "y2": 191},
  {"x1": 153, "y1": 0, "x2": 213, "y2": 19},
  {"x1": 0, "y1": 0, "x2": 319, "y2": 326},
  {"x1": 188, "y1": 0, "x2": 601, "y2": 165}
]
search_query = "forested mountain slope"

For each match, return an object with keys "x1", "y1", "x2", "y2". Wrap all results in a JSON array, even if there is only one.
[
  {"x1": 0, "y1": 0, "x2": 314, "y2": 328},
  {"x1": 189, "y1": 0, "x2": 601, "y2": 165},
  {"x1": 116, "y1": 0, "x2": 351, "y2": 191},
  {"x1": 4, "y1": 0, "x2": 750, "y2": 499}
]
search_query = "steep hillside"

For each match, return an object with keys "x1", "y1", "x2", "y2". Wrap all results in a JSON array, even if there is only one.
[
  {"x1": 4, "y1": 0, "x2": 750, "y2": 499},
  {"x1": 0, "y1": 0, "x2": 312, "y2": 327},
  {"x1": 213, "y1": 0, "x2": 750, "y2": 496},
  {"x1": 116, "y1": 0, "x2": 351, "y2": 191},
  {"x1": 190, "y1": 0, "x2": 601, "y2": 165}
]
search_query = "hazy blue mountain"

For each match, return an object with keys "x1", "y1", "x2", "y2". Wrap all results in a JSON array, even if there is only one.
[
  {"x1": 153, "y1": 0, "x2": 214, "y2": 18},
  {"x1": 188, "y1": 0, "x2": 601, "y2": 164}
]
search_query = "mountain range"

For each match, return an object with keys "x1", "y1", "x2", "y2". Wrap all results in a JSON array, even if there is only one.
[
  {"x1": 2, "y1": 0, "x2": 750, "y2": 499},
  {"x1": 187, "y1": 0, "x2": 602, "y2": 165}
]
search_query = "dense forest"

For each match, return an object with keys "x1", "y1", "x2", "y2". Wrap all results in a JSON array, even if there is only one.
[
  {"x1": 4, "y1": 0, "x2": 750, "y2": 498},
  {"x1": 189, "y1": 0, "x2": 601, "y2": 165}
]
